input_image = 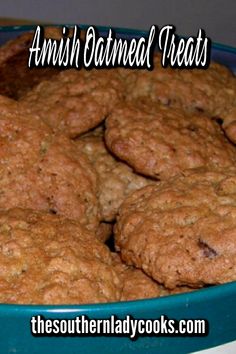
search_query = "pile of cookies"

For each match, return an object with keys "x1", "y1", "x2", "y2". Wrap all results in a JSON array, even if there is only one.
[{"x1": 0, "y1": 28, "x2": 235, "y2": 304}]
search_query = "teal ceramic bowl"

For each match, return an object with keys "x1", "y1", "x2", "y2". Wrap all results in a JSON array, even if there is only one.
[{"x1": 0, "y1": 25, "x2": 236, "y2": 354}]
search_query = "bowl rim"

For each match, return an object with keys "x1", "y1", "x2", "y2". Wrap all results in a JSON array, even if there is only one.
[
  {"x1": 1, "y1": 281, "x2": 236, "y2": 314},
  {"x1": 0, "y1": 24, "x2": 236, "y2": 315}
]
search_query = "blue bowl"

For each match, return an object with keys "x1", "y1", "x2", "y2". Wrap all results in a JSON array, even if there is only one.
[{"x1": 0, "y1": 25, "x2": 236, "y2": 354}]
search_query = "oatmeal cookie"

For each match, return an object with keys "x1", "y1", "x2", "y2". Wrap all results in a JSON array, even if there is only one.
[
  {"x1": 115, "y1": 167, "x2": 236, "y2": 288},
  {"x1": 222, "y1": 107, "x2": 236, "y2": 144},
  {"x1": 0, "y1": 208, "x2": 121, "y2": 304},
  {"x1": 76, "y1": 129, "x2": 152, "y2": 221},
  {"x1": 105, "y1": 102, "x2": 236, "y2": 179},
  {"x1": 0, "y1": 27, "x2": 72, "y2": 99},
  {"x1": 112, "y1": 254, "x2": 194, "y2": 300},
  {"x1": 96, "y1": 222, "x2": 113, "y2": 243},
  {"x1": 0, "y1": 95, "x2": 99, "y2": 231},
  {"x1": 123, "y1": 54, "x2": 236, "y2": 142},
  {"x1": 112, "y1": 254, "x2": 167, "y2": 300},
  {"x1": 21, "y1": 68, "x2": 124, "y2": 137}
]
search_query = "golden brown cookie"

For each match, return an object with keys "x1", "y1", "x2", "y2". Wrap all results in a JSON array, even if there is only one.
[
  {"x1": 112, "y1": 254, "x2": 194, "y2": 301},
  {"x1": 21, "y1": 68, "x2": 124, "y2": 137},
  {"x1": 0, "y1": 95, "x2": 99, "y2": 231},
  {"x1": 115, "y1": 167, "x2": 236, "y2": 289},
  {"x1": 222, "y1": 107, "x2": 236, "y2": 144},
  {"x1": 112, "y1": 254, "x2": 167, "y2": 301},
  {"x1": 105, "y1": 102, "x2": 236, "y2": 180},
  {"x1": 0, "y1": 27, "x2": 71, "y2": 99},
  {"x1": 0, "y1": 208, "x2": 121, "y2": 304},
  {"x1": 76, "y1": 128, "x2": 152, "y2": 221},
  {"x1": 96, "y1": 222, "x2": 113, "y2": 243},
  {"x1": 122, "y1": 54, "x2": 236, "y2": 142}
]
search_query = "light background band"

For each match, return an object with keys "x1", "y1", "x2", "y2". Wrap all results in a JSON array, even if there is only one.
[{"x1": 0, "y1": 0, "x2": 235, "y2": 47}]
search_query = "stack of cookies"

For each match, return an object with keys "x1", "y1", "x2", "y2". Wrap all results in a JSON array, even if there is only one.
[{"x1": 0, "y1": 28, "x2": 235, "y2": 304}]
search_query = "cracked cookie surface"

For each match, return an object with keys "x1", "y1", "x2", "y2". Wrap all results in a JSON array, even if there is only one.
[
  {"x1": 76, "y1": 129, "x2": 152, "y2": 221},
  {"x1": 0, "y1": 208, "x2": 121, "y2": 304},
  {"x1": 21, "y1": 68, "x2": 124, "y2": 137},
  {"x1": 105, "y1": 102, "x2": 236, "y2": 179},
  {"x1": 112, "y1": 254, "x2": 194, "y2": 300},
  {"x1": 111, "y1": 254, "x2": 167, "y2": 300},
  {"x1": 122, "y1": 54, "x2": 236, "y2": 143},
  {"x1": 0, "y1": 95, "x2": 99, "y2": 231},
  {"x1": 115, "y1": 167, "x2": 236, "y2": 288},
  {"x1": 0, "y1": 27, "x2": 70, "y2": 99}
]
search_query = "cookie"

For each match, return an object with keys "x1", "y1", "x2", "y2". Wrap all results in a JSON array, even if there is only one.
[
  {"x1": 122, "y1": 54, "x2": 236, "y2": 142},
  {"x1": 0, "y1": 208, "x2": 121, "y2": 304},
  {"x1": 105, "y1": 102, "x2": 236, "y2": 180},
  {"x1": 21, "y1": 68, "x2": 124, "y2": 137},
  {"x1": 0, "y1": 27, "x2": 71, "y2": 99},
  {"x1": 96, "y1": 222, "x2": 113, "y2": 243},
  {"x1": 112, "y1": 254, "x2": 194, "y2": 301},
  {"x1": 0, "y1": 95, "x2": 99, "y2": 231},
  {"x1": 111, "y1": 253, "x2": 166, "y2": 300},
  {"x1": 76, "y1": 128, "x2": 152, "y2": 221},
  {"x1": 115, "y1": 167, "x2": 236, "y2": 288},
  {"x1": 222, "y1": 107, "x2": 236, "y2": 144}
]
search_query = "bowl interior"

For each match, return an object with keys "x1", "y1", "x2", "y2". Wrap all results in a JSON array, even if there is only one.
[{"x1": 0, "y1": 25, "x2": 236, "y2": 354}]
